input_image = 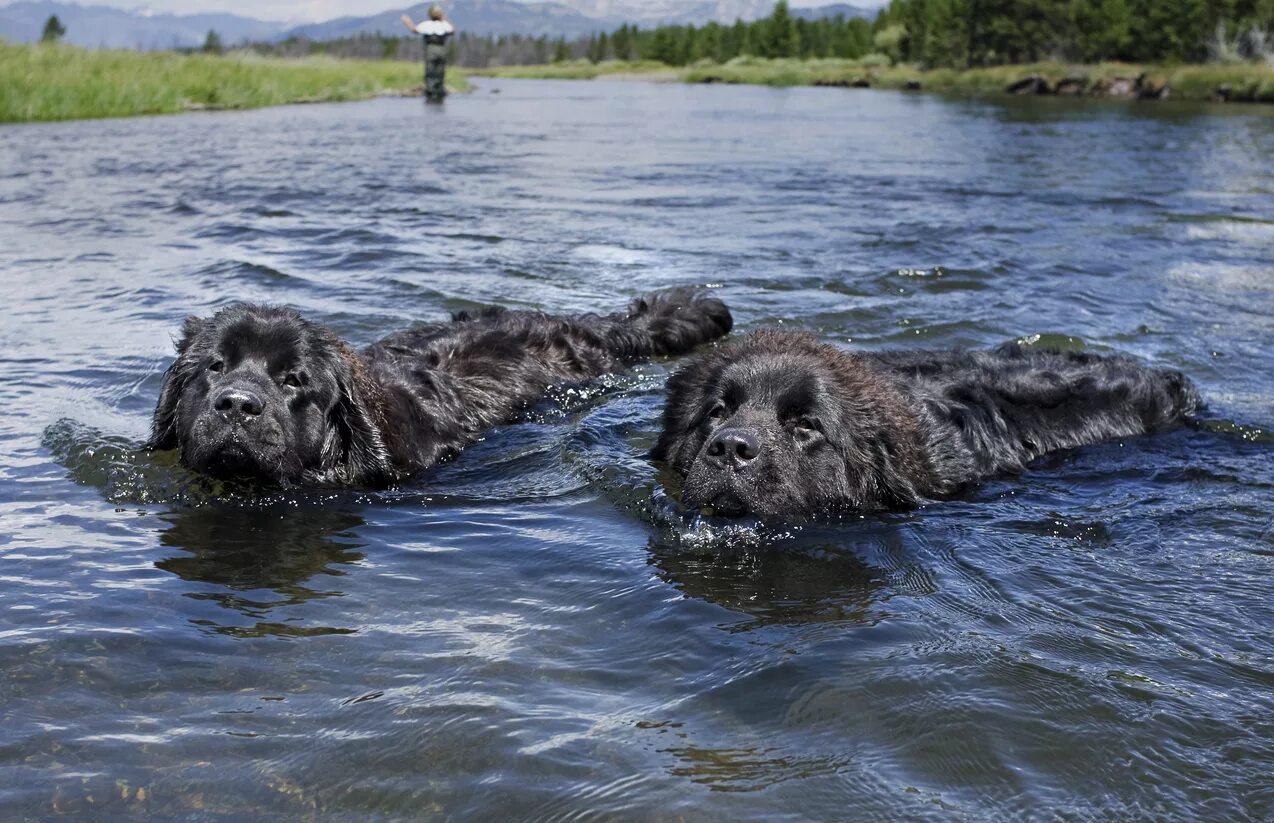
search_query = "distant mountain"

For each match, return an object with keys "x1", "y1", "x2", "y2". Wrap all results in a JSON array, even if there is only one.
[
  {"x1": 792, "y1": 4, "x2": 873, "y2": 21},
  {"x1": 0, "y1": 0, "x2": 874, "y2": 50},
  {"x1": 0, "y1": 2, "x2": 285, "y2": 49},
  {"x1": 556, "y1": 1, "x2": 872, "y2": 26},
  {"x1": 280, "y1": 1, "x2": 871, "y2": 40},
  {"x1": 282, "y1": 1, "x2": 602, "y2": 41}
]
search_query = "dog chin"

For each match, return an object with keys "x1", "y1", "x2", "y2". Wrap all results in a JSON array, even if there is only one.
[
  {"x1": 191, "y1": 443, "x2": 274, "y2": 481},
  {"x1": 682, "y1": 474, "x2": 753, "y2": 518},
  {"x1": 184, "y1": 426, "x2": 281, "y2": 482}
]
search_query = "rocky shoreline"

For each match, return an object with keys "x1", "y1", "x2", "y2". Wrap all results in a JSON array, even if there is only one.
[
  {"x1": 743, "y1": 70, "x2": 1271, "y2": 103},
  {"x1": 1000, "y1": 73, "x2": 1265, "y2": 102}
]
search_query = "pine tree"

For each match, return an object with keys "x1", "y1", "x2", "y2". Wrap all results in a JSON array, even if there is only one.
[
  {"x1": 41, "y1": 14, "x2": 66, "y2": 42},
  {"x1": 202, "y1": 29, "x2": 223, "y2": 54},
  {"x1": 1074, "y1": 0, "x2": 1133, "y2": 61},
  {"x1": 762, "y1": 1, "x2": 800, "y2": 58}
]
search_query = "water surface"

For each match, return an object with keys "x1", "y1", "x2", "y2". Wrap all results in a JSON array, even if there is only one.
[{"x1": 1, "y1": 80, "x2": 1273, "y2": 820}]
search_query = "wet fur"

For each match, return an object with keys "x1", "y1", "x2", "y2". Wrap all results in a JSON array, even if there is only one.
[
  {"x1": 149, "y1": 288, "x2": 732, "y2": 487},
  {"x1": 653, "y1": 330, "x2": 1202, "y2": 518}
]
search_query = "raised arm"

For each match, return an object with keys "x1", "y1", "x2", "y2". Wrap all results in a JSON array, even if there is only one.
[{"x1": 400, "y1": 14, "x2": 417, "y2": 33}]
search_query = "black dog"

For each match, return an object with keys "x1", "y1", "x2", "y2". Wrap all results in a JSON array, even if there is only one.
[
  {"x1": 149, "y1": 288, "x2": 731, "y2": 487},
  {"x1": 653, "y1": 330, "x2": 1201, "y2": 518}
]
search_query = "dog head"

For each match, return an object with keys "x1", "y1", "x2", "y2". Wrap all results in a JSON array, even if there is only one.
[
  {"x1": 147, "y1": 305, "x2": 391, "y2": 486},
  {"x1": 653, "y1": 331, "x2": 930, "y2": 518}
]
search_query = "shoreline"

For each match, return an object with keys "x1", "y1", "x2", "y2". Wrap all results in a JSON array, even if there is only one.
[
  {"x1": 5, "y1": 40, "x2": 1270, "y2": 123},
  {"x1": 471, "y1": 58, "x2": 1274, "y2": 105}
]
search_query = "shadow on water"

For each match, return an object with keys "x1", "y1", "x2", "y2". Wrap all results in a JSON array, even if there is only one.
[
  {"x1": 154, "y1": 501, "x2": 372, "y2": 644},
  {"x1": 642, "y1": 498, "x2": 944, "y2": 638},
  {"x1": 156, "y1": 504, "x2": 366, "y2": 598},
  {"x1": 156, "y1": 503, "x2": 368, "y2": 638},
  {"x1": 648, "y1": 536, "x2": 883, "y2": 629}
]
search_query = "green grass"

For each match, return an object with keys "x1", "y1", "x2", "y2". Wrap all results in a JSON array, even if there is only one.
[
  {"x1": 0, "y1": 40, "x2": 472, "y2": 123},
  {"x1": 469, "y1": 59, "x2": 674, "y2": 80},
  {"x1": 479, "y1": 55, "x2": 1274, "y2": 103},
  {"x1": 1161, "y1": 63, "x2": 1274, "y2": 101}
]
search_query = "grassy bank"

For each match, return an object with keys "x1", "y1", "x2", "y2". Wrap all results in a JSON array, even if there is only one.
[
  {"x1": 0, "y1": 41, "x2": 471, "y2": 123},
  {"x1": 476, "y1": 57, "x2": 1274, "y2": 103},
  {"x1": 469, "y1": 60, "x2": 674, "y2": 81},
  {"x1": 469, "y1": 60, "x2": 681, "y2": 81}
]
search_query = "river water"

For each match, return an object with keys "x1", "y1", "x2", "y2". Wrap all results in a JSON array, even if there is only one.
[{"x1": 1, "y1": 79, "x2": 1272, "y2": 820}]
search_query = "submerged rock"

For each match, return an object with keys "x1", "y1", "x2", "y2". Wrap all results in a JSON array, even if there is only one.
[
  {"x1": 1099, "y1": 75, "x2": 1139, "y2": 97},
  {"x1": 1007, "y1": 75, "x2": 1053, "y2": 95},
  {"x1": 1136, "y1": 75, "x2": 1170, "y2": 99},
  {"x1": 1055, "y1": 76, "x2": 1087, "y2": 96},
  {"x1": 813, "y1": 77, "x2": 870, "y2": 88}
]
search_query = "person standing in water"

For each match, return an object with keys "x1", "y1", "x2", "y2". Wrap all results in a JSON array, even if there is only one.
[{"x1": 401, "y1": 5, "x2": 455, "y2": 103}]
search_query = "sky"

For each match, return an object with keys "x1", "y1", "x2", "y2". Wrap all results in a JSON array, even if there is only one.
[{"x1": 3, "y1": 0, "x2": 884, "y2": 24}]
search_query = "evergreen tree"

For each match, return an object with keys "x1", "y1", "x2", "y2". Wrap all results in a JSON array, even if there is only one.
[
  {"x1": 202, "y1": 29, "x2": 223, "y2": 54},
  {"x1": 1074, "y1": 0, "x2": 1134, "y2": 61},
  {"x1": 761, "y1": 1, "x2": 799, "y2": 58},
  {"x1": 40, "y1": 14, "x2": 66, "y2": 42},
  {"x1": 645, "y1": 26, "x2": 676, "y2": 63},
  {"x1": 732, "y1": 19, "x2": 748, "y2": 55},
  {"x1": 917, "y1": 0, "x2": 969, "y2": 67},
  {"x1": 1129, "y1": 0, "x2": 1210, "y2": 62},
  {"x1": 680, "y1": 24, "x2": 701, "y2": 64}
]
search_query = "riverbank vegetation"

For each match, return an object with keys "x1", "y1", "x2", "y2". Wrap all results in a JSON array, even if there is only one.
[
  {"x1": 465, "y1": 0, "x2": 1274, "y2": 103},
  {"x1": 472, "y1": 57, "x2": 1274, "y2": 102},
  {"x1": 0, "y1": 41, "x2": 469, "y2": 123},
  {"x1": 686, "y1": 57, "x2": 1274, "y2": 99},
  {"x1": 545, "y1": 0, "x2": 1274, "y2": 68}
]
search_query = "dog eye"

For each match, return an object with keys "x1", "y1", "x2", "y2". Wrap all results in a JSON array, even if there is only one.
[
  {"x1": 208, "y1": 360, "x2": 224, "y2": 373},
  {"x1": 706, "y1": 403, "x2": 727, "y2": 420},
  {"x1": 793, "y1": 417, "x2": 818, "y2": 433},
  {"x1": 283, "y1": 373, "x2": 304, "y2": 388}
]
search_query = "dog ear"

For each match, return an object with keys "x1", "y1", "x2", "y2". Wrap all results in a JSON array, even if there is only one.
[
  {"x1": 651, "y1": 356, "x2": 715, "y2": 463},
  {"x1": 147, "y1": 316, "x2": 209, "y2": 451},
  {"x1": 321, "y1": 348, "x2": 395, "y2": 486}
]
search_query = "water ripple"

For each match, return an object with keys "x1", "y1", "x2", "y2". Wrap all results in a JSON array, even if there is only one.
[{"x1": 0, "y1": 81, "x2": 1272, "y2": 820}]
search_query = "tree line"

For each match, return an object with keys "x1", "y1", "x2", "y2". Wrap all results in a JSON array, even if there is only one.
[
  {"x1": 71, "y1": 0, "x2": 1271, "y2": 68},
  {"x1": 874, "y1": 0, "x2": 1274, "y2": 66},
  {"x1": 573, "y1": 0, "x2": 1274, "y2": 67}
]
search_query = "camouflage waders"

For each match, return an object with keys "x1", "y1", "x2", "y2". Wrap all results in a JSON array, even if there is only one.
[{"x1": 424, "y1": 41, "x2": 448, "y2": 102}]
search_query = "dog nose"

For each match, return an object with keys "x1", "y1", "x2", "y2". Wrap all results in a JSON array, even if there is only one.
[
  {"x1": 706, "y1": 428, "x2": 761, "y2": 467},
  {"x1": 212, "y1": 387, "x2": 264, "y2": 419}
]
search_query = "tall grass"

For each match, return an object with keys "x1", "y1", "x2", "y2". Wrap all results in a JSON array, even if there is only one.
[{"x1": 0, "y1": 41, "x2": 470, "y2": 123}]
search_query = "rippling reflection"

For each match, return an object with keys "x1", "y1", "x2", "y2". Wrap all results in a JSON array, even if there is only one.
[
  {"x1": 157, "y1": 504, "x2": 366, "y2": 637},
  {"x1": 648, "y1": 537, "x2": 882, "y2": 629}
]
